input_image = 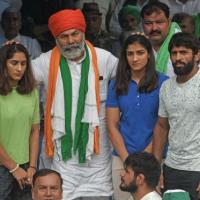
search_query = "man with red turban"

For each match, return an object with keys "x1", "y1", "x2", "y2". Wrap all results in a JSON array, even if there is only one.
[{"x1": 31, "y1": 9, "x2": 118, "y2": 200}]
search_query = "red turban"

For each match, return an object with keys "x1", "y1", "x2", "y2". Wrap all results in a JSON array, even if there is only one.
[{"x1": 48, "y1": 9, "x2": 86, "y2": 37}]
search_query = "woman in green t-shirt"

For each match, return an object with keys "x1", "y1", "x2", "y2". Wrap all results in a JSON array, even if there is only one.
[{"x1": 0, "y1": 43, "x2": 40, "y2": 200}]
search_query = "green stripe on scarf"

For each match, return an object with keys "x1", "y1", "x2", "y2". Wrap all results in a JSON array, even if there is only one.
[
  {"x1": 60, "y1": 47, "x2": 90, "y2": 163},
  {"x1": 156, "y1": 22, "x2": 181, "y2": 73}
]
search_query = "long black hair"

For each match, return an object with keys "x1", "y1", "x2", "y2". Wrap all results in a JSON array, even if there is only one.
[{"x1": 115, "y1": 34, "x2": 158, "y2": 95}]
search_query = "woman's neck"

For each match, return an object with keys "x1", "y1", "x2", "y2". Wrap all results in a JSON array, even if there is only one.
[
  {"x1": 8, "y1": 79, "x2": 18, "y2": 87},
  {"x1": 131, "y1": 69, "x2": 145, "y2": 84}
]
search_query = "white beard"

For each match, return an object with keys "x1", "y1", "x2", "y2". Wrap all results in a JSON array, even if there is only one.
[{"x1": 56, "y1": 38, "x2": 85, "y2": 60}]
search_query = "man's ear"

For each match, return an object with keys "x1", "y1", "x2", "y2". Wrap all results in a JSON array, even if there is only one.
[{"x1": 136, "y1": 173, "x2": 145, "y2": 186}]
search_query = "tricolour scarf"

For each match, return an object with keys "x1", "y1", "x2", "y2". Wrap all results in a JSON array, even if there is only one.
[
  {"x1": 156, "y1": 22, "x2": 181, "y2": 74},
  {"x1": 44, "y1": 41, "x2": 100, "y2": 161}
]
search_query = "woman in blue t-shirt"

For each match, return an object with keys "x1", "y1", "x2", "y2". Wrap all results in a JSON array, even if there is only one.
[{"x1": 106, "y1": 34, "x2": 168, "y2": 200}]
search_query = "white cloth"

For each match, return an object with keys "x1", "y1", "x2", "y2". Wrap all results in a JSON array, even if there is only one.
[
  {"x1": 0, "y1": 34, "x2": 42, "y2": 59},
  {"x1": 159, "y1": 69, "x2": 200, "y2": 171},
  {"x1": 32, "y1": 46, "x2": 118, "y2": 200},
  {"x1": 51, "y1": 48, "x2": 99, "y2": 160},
  {"x1": 159, "y1": 0, "x2": 200, "y2": 18},
  {"x1": 141, "y1": 191, "x2": 162, "y2": 200}
]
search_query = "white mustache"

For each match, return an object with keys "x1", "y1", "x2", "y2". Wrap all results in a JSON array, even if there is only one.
[{"x1": 64, "y1": 44, "x2": 80, "y2": 52}]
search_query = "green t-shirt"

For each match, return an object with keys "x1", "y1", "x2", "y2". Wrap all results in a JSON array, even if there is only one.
[{"x1": 0, "y1": 88, "x2": 40, "y2": 164}]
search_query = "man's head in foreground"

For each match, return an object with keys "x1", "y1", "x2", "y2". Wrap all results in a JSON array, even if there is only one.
[
  {"x1": 32, "y1": 168, "x2": 63, "y2": 200},
  {"x1": 120, "y1": 152, "x2": 161, "y2": 197}
]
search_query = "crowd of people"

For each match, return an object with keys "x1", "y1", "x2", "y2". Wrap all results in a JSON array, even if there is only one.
[{"x1": 0, "y1": 0, "x2": 200, "y2": 200}]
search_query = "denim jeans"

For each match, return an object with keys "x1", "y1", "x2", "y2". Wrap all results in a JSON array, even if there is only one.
[{"x1": 0, "y1": 163, "x2": 32, "y2": 200}]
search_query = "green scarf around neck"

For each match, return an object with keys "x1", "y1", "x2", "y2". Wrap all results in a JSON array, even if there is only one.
[
  {"x1": 60, "y1": 46, "x2": 90, "y2": 163},
  {"x1": 156, "y1": 22, "x2": 181, "y2": 74}
]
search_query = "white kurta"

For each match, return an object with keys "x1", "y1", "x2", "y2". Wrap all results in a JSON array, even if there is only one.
[
  {"x1": 32, "y1": 46, "x2": 118, "y2": 199},
  {"x1": 159, "y1": 0, "x2": 200, "y2": 18},
  {"x1": 141, "y1": 191, "x2": 162, "y2": 200}
]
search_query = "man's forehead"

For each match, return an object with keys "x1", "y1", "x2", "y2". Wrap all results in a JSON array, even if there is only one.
[
  {"x1": 143, "y1": 9, "x2": 166, "y2": 18},
  {"x1": 171, "y1": 46, "x2": 193, "y2": 52},
  {"x1": 34, "y1": 174, "x2": 61, "y2": 186},
  {"x1": 59, "y1": 29, "x2": 82, "y2": 36},
  {"x1": 142, "y1": 12, "x2": 169, "y2": 23},
  {"x1": 36, "y1": 183, "x2": 60, "y2": 188}
]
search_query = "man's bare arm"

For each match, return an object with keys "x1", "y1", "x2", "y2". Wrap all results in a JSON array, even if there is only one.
[{"x1": 152, "y1": 116, "x2": 170, "y2": 162}]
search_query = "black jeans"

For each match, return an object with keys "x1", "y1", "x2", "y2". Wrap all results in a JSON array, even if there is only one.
[
  {"x1": 0, "y1": 163, "x2": 32, "y2": 200},
  {"x1": 163, "y1": 164, "x2": 200, "y2": 200}
]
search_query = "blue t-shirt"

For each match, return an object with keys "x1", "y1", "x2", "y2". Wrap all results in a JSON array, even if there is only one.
[{"x1": 106, "y1": 73, "x2": 168, "y2": 155}]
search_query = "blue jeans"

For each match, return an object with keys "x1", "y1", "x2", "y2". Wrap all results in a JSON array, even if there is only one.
[{"x1": 0, "y1": 163, "x2": 32, "y2": 200}]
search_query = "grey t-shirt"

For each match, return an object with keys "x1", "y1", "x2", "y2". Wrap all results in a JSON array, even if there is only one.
[{"x1": 159, "y1": 69, "x2": 200, "y2": 171}]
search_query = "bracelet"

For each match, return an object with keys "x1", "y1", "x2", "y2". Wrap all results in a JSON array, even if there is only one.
[
  {"x1": 9, "y1": 164, "x2": 19, "y2": 173},
  {"x1": 29, "y1": 166, "x2": 37, "y2": 171}
]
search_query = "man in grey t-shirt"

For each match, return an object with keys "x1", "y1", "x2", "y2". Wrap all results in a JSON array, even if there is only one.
[{"x1": 152, "y1": 32, "x2": 200, "y2": 200}]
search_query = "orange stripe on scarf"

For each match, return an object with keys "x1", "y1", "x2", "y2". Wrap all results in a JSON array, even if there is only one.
[
  {"x1": 86, "y1": 40, "x2": 100, "y2": 154},
  {"x1": 44, "y1": 41, "x2": 100, "y2": 157}
]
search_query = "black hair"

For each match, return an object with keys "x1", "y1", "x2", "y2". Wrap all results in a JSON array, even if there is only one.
[
  {"x1": 172, "y1": 12, "x2": 194, "y2": 26},
  {"x1": 141, "y1": 1, "x2": 169, "y2": 19},
  {"x1": 168, "y1": 32, "x2": 199, "y2": 54},
  {"x1": 32, "y1": 168, "x2": 63, "y2": 187},
  {"x1": 124, "y1": 152, "x2": 161, "y2": 189}
]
